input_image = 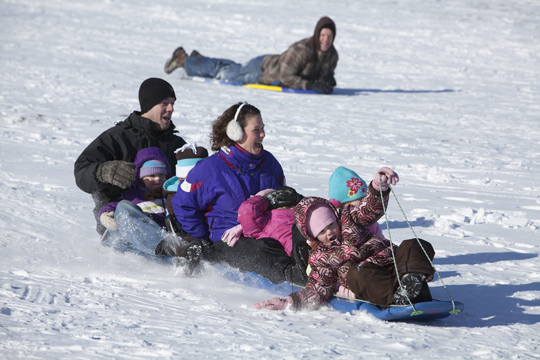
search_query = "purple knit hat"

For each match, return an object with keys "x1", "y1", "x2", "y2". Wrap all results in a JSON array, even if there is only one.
[{"x1": 139, "y1": 160, "x2": 167, "y2": 179}]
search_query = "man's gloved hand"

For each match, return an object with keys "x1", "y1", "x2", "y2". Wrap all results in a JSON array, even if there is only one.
[
  {"x1": 100, "y1": 211, "x2": 118, "y2": 231},
  {"x1": 96, "y1": 161, "x2": 136, "y2": 189},
  {"x1": 263, "y1": 186, "x2": 303, "y2": 209},
  {"x1": 321, "y1": 73, "x2": 337, "y2": 87},
  {"x1": 306, "y1": 80, "x2": 333, "y2": 94}
]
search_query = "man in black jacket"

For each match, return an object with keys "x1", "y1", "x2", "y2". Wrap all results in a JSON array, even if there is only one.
[{"x1": 74, "y1": 78, "x2": 187, "y2": 234}]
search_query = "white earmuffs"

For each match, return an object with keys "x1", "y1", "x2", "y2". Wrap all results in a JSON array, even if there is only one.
[{"x1": 226, "y1": 102, "x2": 248, "y2": 142}]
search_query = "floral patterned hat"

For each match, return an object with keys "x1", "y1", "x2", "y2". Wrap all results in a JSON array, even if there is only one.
[{"x1": 328, "y1": 166, "x2": 367, "y2": 204}]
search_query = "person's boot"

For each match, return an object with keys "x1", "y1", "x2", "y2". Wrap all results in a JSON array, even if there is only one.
[
  {"x1": 284, "y1": 263, "x2": 308, "y2": 287},
  {"x1": 190, "y1": 50, "x2": 203, "y2": 57},
  {"x1": 175, "y1": 239, "x2": 203, "y2": 275},
  {"x1": 164, "y1": 47, "x2": 188, "y2": 74},
  {"x1": 392, "y1": 273, "x2": 431, "y2": 305},
  {"x1": 154, "y1": 235, "x2": 179, "y2": 257}
]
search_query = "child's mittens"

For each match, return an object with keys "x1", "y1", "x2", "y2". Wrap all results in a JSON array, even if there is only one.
[
  {"x1": 253, "y1": 296, "x2": 293, "y2": 310},
  {"x1": 336, "y1": 285, "x2": 356, "y2": 299},
  {"x1": 221, "y1": 224, "x2": 243, "y2": 247},
  {"x1": 372, "y1": 167, "x2": 399, "y2": 192},
  {"x1": 100, "y1": 211, "x2": 118, "y2": 231}
]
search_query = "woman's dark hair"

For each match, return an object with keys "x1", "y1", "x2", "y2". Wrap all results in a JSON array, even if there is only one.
[{"x1": 210, "y1": 102, "x2": 261, "y2": 152}]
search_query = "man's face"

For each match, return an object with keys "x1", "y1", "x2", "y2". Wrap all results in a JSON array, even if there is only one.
[
  {"x1": 319, "y1": 28, "x2": 334, "y2": 52},
  {"x1": 142, "y1": 97, "x2": 175, "y2": 131}
]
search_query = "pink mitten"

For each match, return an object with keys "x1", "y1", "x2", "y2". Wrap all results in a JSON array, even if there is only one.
[
  {"x1": 253, "y1": 296, "x2": 293, "y2": 310},
  {"x1": 372, "y1": 167, "x2": 399, "y2": 191},
  {"x1": 336, "y1": 285, "x2": 356, "y2": 299},
  {"x1": 221, "y1": 224, "x2": 243, "y2": 247}
]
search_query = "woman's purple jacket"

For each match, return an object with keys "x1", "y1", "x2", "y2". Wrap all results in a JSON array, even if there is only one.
[{"x1": 172, "y1": 145, "x2": 285, "y2": 242}]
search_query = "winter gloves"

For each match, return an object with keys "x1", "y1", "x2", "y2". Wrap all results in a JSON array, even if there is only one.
[
  {"x1": 221, "y1": 224, "x2": 243, "y2": 247},
  {"x1": 96, "y1": 160, "x2": 136, "y2": 189},
  {"x1": 263, "y1": 186, "x2": 304, "y2": 210},
  {"x1": 100, "y1": 211, "x2": 118, "y2": 231},
  {"x1": 307, "y1": 80, "x2": 333, "y2": 94},
  {"x1": 253, "y1": 296, "x2": 293, "y2": 310},
  {"x1": 372, "y1": 167, "x2": 399, "y2": 192},
  {"x1": 307, "y1": 73, "x2": 336, "y2": 94}
]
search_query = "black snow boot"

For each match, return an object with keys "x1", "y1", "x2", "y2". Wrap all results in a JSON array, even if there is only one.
[{"x1": 392, "y1": 273, "x2": 432, "y2": 305}]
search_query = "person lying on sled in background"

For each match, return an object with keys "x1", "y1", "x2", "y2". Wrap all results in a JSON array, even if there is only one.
[
  {"x1": 163, "y1": 16, "x2": 338, "y2": 94},
  {"x1": 98, "y1": 147, "x2": 202, "y2": 272},
  {"x1": 254, "y1": 168, "x2": 436, "y2": 311}
]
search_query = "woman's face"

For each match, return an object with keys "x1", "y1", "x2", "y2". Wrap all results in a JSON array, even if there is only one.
[{"x1": 237, "y1": 114, "x2": 265, "y2": 155}]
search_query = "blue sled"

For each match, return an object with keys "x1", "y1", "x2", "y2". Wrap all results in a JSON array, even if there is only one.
[
  {"x1": 100, "y1": 233, "x2": 463, "y2": 321},
  {"x1": 215, "y1": 265, "x2": 464, "y2": 321}
]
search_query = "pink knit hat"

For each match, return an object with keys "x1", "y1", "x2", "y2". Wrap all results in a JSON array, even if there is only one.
[{"x1": 306, "y1": 203, "x2": 337, "y2": 239}]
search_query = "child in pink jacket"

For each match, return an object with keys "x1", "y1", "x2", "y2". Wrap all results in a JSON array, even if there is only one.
[{"x1": 231, "y1": 186, "x2": 302, "y2": 256}]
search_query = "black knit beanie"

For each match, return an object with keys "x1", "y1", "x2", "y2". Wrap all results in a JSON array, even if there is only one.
[{"x1": 138, "y1": 78, "x2": 176, "y2": 114}]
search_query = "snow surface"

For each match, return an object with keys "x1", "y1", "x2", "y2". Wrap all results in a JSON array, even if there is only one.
[{"x1": 1, "y1": 0, "x2": 540, "y2": 358}]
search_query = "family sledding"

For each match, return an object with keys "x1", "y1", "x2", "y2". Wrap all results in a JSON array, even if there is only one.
[{"x1": 74, "y1": 16, "x2": 440, "y2": 312}]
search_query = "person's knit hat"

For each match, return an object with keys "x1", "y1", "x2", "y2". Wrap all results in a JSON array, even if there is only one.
[
  {"x1": 306, "y1": 203, "x2": 337, "y2": 239},
  {"x1": 140, "y1": 160, "x2": 167, "y2": 179},
  {"x1": 329, "y1": 166, "x2": 367, "y2": 203},
  {"x1": 138, "y1": 78, "x2": 176, "y2": 114},
  {"x1": 175, "y1": 143, "x2": 209, "y2": 178}
]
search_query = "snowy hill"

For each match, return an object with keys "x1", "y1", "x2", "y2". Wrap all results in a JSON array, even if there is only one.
[{"x1": 1, "y1": 0, "x2": 539, "y2": 358}]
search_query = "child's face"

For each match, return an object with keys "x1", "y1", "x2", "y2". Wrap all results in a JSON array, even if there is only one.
[
  {"x1": 141, "y1": 174, "x2": 166, "y2": 191},
  {"x1": 316, "y1": 220, "x2": 340, "y2": 244}
]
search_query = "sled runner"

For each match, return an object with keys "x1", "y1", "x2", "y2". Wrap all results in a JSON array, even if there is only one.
[{"x1": 186, "y1": 76, "x2": 320, "y2": 94}]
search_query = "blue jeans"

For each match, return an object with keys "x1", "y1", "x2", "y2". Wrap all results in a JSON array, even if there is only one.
[
  {"x1": 107, "y1": 200, "x2": 167, "y2": 255},
  {"x1": 184, "y1": 55, "x2": 267, "y2": 84}
]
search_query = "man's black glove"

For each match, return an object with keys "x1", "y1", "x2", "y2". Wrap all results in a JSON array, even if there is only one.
[
  {"x1": 306, "y1": 80, "x2": 333, "y2": 94},
  {"x1": 321, "y1": 73, "x2": 337, "y2": 87},
  {"x1": 263, "y1": 186, "x2": 304, "y2": 209},
  {"x1": 96, "y1": 160, "x2": 136, "y2": 189}
]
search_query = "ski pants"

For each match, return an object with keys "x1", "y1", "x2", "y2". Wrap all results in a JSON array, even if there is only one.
[
  {"x1": 346, "y1": 239, "x2": 435, "y2": 305},
  {"x1": 209, "y1": 236, "x2": 305, "y2": 286}
]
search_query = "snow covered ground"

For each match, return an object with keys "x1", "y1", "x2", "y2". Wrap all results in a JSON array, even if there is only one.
[{"x1": 1, "y1": 0, "x2": 539, "y2": 358}]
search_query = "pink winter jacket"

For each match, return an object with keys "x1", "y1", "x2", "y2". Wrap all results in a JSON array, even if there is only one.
[{"x1": 237, "y1": 195, "x2": 295, "y2": 256}]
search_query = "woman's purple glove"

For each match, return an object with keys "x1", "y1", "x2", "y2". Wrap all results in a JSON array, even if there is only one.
[
  {"x1": 253, "y1": 296, "x2": 293, "y2": 310},
  {"x1": 221, "y1": 224, "x2": 243, "y2": 247},
  {"x1": 372, "y1": 167, "x2": 399, "y2": 192}
]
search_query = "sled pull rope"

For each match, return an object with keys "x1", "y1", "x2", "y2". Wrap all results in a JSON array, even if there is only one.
[{"x1": 377, "y1": 174, "x2": 460, "y2": 316}]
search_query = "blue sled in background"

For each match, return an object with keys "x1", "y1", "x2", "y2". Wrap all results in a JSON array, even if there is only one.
[{"x1": 187, "y1": 76, "x2": 320, "y2": 94}]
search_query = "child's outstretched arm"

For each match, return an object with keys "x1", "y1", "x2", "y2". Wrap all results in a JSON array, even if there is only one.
[
  {"x1": 372, "y1": 167, "x2": 399, "y2": 192},
  {"x1": 254, "y1": 296, "x2": 293, "y2": 310}
]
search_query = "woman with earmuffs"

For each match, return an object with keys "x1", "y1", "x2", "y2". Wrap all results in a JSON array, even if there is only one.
[{"x1": 171, "y1": 102, "x2": 307, "y2": 285}]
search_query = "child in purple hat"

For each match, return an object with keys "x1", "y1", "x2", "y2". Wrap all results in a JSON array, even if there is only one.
[{"x1": 99, "y1": 147, "x2": 202, "y2": 272}]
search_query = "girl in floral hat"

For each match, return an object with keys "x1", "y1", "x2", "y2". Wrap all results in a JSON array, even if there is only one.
[{"x1": 254, "y1": 168, "x2": 436, "y2": 310}]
